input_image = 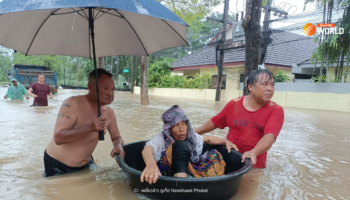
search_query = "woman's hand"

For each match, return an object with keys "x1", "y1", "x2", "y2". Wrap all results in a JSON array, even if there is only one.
[
  {"x1": 226, "y1": 140, "x2": 239, "y2": 153},
  {"x1": 140, "y1": 162, "x2": 162, "y2": 185},
  {"x1": 241, "y1": 151, "x2": 257, "y2": 165}
]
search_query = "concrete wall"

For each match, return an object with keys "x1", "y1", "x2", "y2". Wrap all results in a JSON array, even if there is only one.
[
  {"x1": 134, "y1": 86, "x2": 350, "y2": 112},
  {"x1": 143, "y1": 66, "x2": 350, "y2": 112},
  {"x1": 271, "y1": 91, "x2": 350, "y2": 112},
  {"x1": 134, "y1": 87, "x2": 240, "y2": 102},
  {"x1": 239, "y1": 82, "x2": 350, "y2": 94}
]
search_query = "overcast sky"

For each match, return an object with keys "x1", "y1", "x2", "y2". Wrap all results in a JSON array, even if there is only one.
[
  {"x1": 212, "y1": 0, "x2": 320, "y2": 32},
  {"x1": 213, "y1": 0, "x2": 316, "y2": 15}
]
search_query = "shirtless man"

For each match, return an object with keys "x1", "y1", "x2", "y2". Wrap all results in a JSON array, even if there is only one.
[{"x1": 44, "y1": 69, "x2": 125, "y2": 177}]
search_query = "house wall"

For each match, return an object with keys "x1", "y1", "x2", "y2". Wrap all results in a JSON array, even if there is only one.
[
  {"x1": 171, "y1": 71, "x2": 183, "y2": 76},
  {"x1": 134, "y1": 86, "x2": 350, "y2": 113},
  {"x1": 265, "y1": 66, "x2": 294, "y2": 82},
  {"x1": 327, "y1": 67, "x2": 350, "y2": 83},
  {"x1": 183, "y1": 69, "x2": 200, "y2": 77},
  {"x1": 199, "y1": 66, "x2": 244, "y2": 90},
  {"x1": 226, "y1": 25, "x2": 233, "y2": 40}
]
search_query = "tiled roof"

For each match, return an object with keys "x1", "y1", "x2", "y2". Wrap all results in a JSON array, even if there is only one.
[{"x1": 171, "y1": 31, "x2": 319, "y2": 68}]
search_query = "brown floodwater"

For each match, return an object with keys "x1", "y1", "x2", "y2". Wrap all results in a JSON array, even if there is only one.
[{"x1": 0, "y1": 88, "x2": 349, "y2": 200}]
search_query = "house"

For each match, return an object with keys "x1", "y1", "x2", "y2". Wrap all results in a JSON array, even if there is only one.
[
  {"x1": 171, "y1": 22, "x2": 319, "y2": 90},
  {"x1": 292, "y1": 59, "x2": 350, "y2": 83}
]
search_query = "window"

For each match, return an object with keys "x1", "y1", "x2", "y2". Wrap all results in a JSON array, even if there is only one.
[
  {"x1": 295, "y1": 74, "x2": 313, "y2": 79},
  {"x1": 239, "y1": 74, "x2": 245, "y2": 83},
  {"x1": 211, "y1": 75, "x2": 226, "y2": 89}
]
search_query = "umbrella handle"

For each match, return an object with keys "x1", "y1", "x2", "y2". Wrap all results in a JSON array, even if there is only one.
[
  {"x1": 98, "y1": 115, "x2": 105, "y2": 141},
  {"x1": 98, "y1": 130, "x2": 104, "y2": 141}
]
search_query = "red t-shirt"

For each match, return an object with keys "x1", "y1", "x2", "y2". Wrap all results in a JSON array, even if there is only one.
[
  {"x1": 211, "y1": 96, "x2": 284, "y2": 168},
  {"x1": 31, "y1": 82, "x2": 50, "y2": 106}
]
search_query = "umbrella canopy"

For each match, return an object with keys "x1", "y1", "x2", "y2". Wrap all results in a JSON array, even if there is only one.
[
  {"x1": 0, "y1": 0, "x2": 189, "y2": 58},
  {"x1": 0, "y1": 0, "x2": 189, "y2": 141}
]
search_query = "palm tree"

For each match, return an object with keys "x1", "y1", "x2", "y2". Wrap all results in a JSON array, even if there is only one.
[{"x1": 306, "y1": 0, "x2": 350, "y2": 82}]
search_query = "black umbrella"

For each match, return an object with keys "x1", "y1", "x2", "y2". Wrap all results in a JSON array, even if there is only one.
[{"x1": 0, "y1": 0, "x2": 189, "y2": 140}]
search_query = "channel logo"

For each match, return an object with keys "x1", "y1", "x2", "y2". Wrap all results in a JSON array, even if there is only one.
[{"x1": 303, "y1": 23, "x2": 316, "y2": 36}]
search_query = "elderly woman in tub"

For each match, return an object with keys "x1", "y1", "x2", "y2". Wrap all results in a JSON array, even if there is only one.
[{"x1": 141, "y1": 105, "x2": 239, "y2": 185}]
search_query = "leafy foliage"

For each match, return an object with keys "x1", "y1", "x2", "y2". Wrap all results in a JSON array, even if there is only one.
[
  {"x1": 148, "y1": 59, "x2": 212, "y2": 89},
  {"x1": 158, "y1": 0, "x2": 221, "y2": 26},
  {"x1": 274, "y1": 70, "x2": 291, "y2": 82},
  {"x1": 307, "y1": 0, "x2": 350, "y2": 83},
  {"x1": 0, "y1": 54, "x2": 12, "y2": 82}
]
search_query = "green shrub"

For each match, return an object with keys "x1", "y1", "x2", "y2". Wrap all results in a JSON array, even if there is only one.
[{"x1": 274, "y1": 70, "x2": 291, "y2": 82}]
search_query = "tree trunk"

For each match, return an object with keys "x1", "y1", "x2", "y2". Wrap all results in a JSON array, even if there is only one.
[
  {"x1": 111, "y1": 56, "x2": 113, "y2": 73},
  {"x1": 242, "y1": 0, "x2": 263, "y2": 95},
  {"x1": 131, "y1": 55, "x2": 134, "y2": 93},
  {"x1": 319, "y1": 46, "x2": 326, "y2": 77},
  {"x1": 140, "y1": 55, "x2": 149, "y2": 105},
  {"x1": 135, "y1": 55, "x2": 140, "y2": 86},
  {"x1": 77, "y1": 58, "x2": 80, "y2": 86},
  {"x1": 116, "y1": 56, "x2": 119, "y2": 89},
  {"x1": 64, "y1": 67, "x2": 66, "y2": 85},
  {"x1": 344, "y1": 62, "x2": 349, "y2": 83},
  {"x1": 343, "y1": 6, "x2": 350, "y2": 82},
  {"x1": 339, "y1": 51, "x2": 345, "y2": 82},
  {"x1": 98, "y1": 57, "x2": 103, "y2": 68}
]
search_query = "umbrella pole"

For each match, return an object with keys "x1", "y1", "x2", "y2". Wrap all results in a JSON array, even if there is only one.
[{"x1": 89, "y1": 7, "x2": 104, "y2": 141}]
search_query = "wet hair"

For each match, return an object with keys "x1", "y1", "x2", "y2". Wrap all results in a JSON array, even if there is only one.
[
  {"x1": 88, "y1": 68, "x2": 113, "y2": 83},
  {"x1": 246, "y1": 69, "x2": 274, "y2": 94},
  {"x1": 37, "y1": 73, "x2": 44, "y2": 77}
]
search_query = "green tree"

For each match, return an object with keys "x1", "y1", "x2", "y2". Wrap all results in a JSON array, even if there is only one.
[
  {"x1": 0, "y1": 54, "x2": 12, "y2": 82},
  {"x1": 13, "y1": 53, "x2": 64, "y2": 79},
  {"x1": 148, "y1": 59, "x2": 173, "y2": 87},
  {"x1": 306, "y1": 0, "x2": 350, "y2": 82},
  {"x1": 151, "y1": 12, "x2": 236, "y2": 61},
  {"x1": 158, "y1": 0, "x2": 221, "y2": 26}
]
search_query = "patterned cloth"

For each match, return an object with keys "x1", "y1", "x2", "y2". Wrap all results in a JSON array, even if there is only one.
[
  {"x1": 157, "y1": 144, "x2": 226, "y2": 178},
  {"x1": 161, "y1": 105, "x2": 207, "y2": 164}
]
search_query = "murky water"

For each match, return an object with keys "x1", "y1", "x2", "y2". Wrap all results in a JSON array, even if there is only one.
[{"x1": 0, "y1": 88, "x2": 349, "y2": 200}]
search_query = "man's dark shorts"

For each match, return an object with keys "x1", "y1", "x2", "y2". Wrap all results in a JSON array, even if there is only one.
[{"x1": 43, "y1": 150, "x2": 96, "y2": 177}]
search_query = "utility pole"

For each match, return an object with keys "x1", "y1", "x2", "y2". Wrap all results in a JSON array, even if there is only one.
[
  {"x1": 215, "y1": 0, "x2": 229, "y2": 101},
  {"x1": 207, "y1": 0, "x2": 246, "y2": 101},
  {"x1": 260, "y1": 0, "x2": 273, "y2": 66},
  {"x1": 242, "y1": 0, "x2": 287, "y2": 95},
  {"x1": 260, "y1": 0, "x2": 287, "y2": 66}
]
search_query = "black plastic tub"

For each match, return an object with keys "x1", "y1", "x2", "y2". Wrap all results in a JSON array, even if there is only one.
[{"x1": 115, "y1": 141, "x2": 252, "y2": 200}]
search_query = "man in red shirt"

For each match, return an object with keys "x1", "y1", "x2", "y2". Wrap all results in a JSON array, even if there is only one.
[
  {"x1": 195, "y1": 69, "x2": 284, "y2": 168},
  {"x1": 28, "y1": 74, "x2": 53, "y2": 106}
]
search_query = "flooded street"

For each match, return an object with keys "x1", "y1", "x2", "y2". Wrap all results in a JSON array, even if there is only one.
[{"x1": 0, "y1": 88, "x2": 349, "y2": 200}]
